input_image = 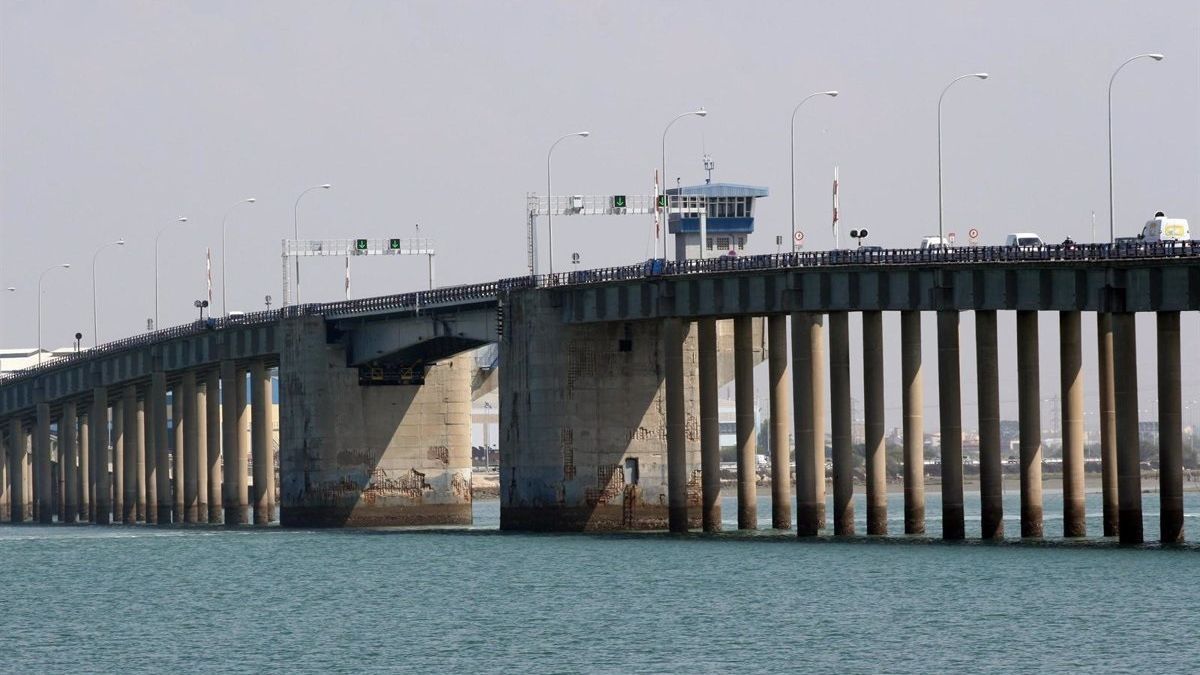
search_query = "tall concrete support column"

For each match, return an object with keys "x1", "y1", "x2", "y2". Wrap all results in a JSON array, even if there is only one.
[
  {"x1": 0, "y1": 421, "x2": 8, "y2": 522},
  {"x1": 195, "y1": 377, "x2": 209, "y2": 523},
  {"x1": 8, "y1": 420, "x2": 25, "y2": 522},
  {"x1": 767, "y1": 315, "x2": 792, "y2": 530},
  {"x1": 36, "y1": 403, "x2": 52, "y2": 523},
  {"x1": 793, "y1": 312, "x2": 826, "y2": 536},
  {"x1": 828, "y1": 312, "x2": 853, "y2": 536},
  {"x1": 900, "y1": 310, "x2": 925, "y2": 535},
  {"x1": 172, "y1": 384, "x2": 185, "y2": 521},
  {"x1": 862, "y1": 311, "x2": 887, "y2": 535},
  {"x1": 91, "y1": 389, "x2": 110, "y2": 524},
  {"x1": 78, "y1": 414, "x2": 90, "y2": 522},
  {"x1": 937, "y1": 311, "x2": 964, "y2": 540},
  {"x1": 734, "y1": 316, "x2": 757, "y2": 530},
  {"x1": 23, "y1": 436, "x2": 33, "y2": 521},
  {"x1": 181, "y1": 371, "x2": 200, "y2": 523},
  {"x1": 1059, "y1": 311, "x2": 1086, "y2": 537},
  {"x1": 1016, "y1": 311, "x2": 1044, "y2": 538},
  {"x1": 1112, "y1": 312, "x2": 1142, "y2": 544},
  {"x1": 250, "y1": 362, "x2": 271, "y2": 525},
  {"x1": 1158, "y1": 312, "x2": 1183, "y2": 543},
  {"x1": 136, "y1": 398, "x2": 147, "y2": 522},
  {"x1": 205, "y1": 369, "x2": 223, "y2": 523},
  {"x1": 61, "y1": 402, "x2": 78, "y2": 524},
  {"x1": 1097, "y1": 313, "x2": 1119, "y2": 536},
  {"x1": 975, "y1": 311, "x2": 1003, "y2": 539},
  {"x1": 122, "y1": 385, "x2": 138, "y2": 523},
  {"x1": 221, "y1": 362, "x2": 248, "y2": 524},
  {"x1": 664, "y1": 318, "x2": 689, "y2": 533},
  {"x1": 151, "y1": 373, "x2": 169, "y2": 524},
  {"x1": 697, "y1": 319, "x2": 721, "y2": 532},
  {"x1": 140, "y1": 397, "x2": 154, "y2": 524},
  {"x1": 112, "y1": 397, "x2": 125, "y2": 523}
]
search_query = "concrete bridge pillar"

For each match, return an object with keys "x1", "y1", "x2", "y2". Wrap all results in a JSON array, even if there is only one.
[
  {"x1": 6, "y1": 419, "x2": 23, "y2": 522},
  {"x1": 975, "y1": 311, "x2": 1003, "y2": 539},
  {"x1": 734, "y1": 316, "x2": 757, "y2": 530},
  {"x1": 195, "y1": 375, "x2": 210, "y2": 523},
  {"x1": 61, "y1": 402, "x2": 78, "y2": 524},
  {"x1": 698, "y1": 318, "x2": 721, "y2": 532},
  {"x1": 151, "y1": 372, "x2": 169, "y2": 524},
  {"x1": 1059, "y1": 311, "x2": 1086, "y2": 537},
  {"x1": 768, "y1": 314, "x2": 792, "y2": 530},
  {"x1": 1112, "y1": 312, "x2": 1142, "y2": 544},
  {"x1": 23, "y1": 427, "x2": 33, "y2": 521},
  {"x1": 122, "y1": 385, "x2": 138, "y2": 523},
  {"x1": 181, "y1": 370, "x2": 200, "y2": 523},
  {"x1": 78, "y1": 414, "x2": 90, "y2": 522},
  {"x1": 112, "y1": 395, "x2": 125, "y2": 523},
  {"x1": 1157, "y1": 311, "x2": 1183, "y2": 544},
  {"x1": 1097, "y1": 313, "x2": 1119, "y2": 536},
  {"x1": 1016, "y1": 310, "x2": 1043, "y2": 538},
  {"x1": 900, "y1": 310, "x2": 924, "y2": 535},
  {"x1": 250, "y1": 362, "x2": 272, "y2": 525},
  {"x1": 36, "y1": 403, "x2": 52, "y2": 523},
  {"x1": 136, "y1": 396, "x2": 147, "y2": 522},
  {"x1": 665, "y1": 318, "x2": 689, "y2": 533},
  {"x1": 91, "y1": 390, "x2": 111, "y2": 525},
  {"x1": 862, "y1": 311, "x2": 887, "y2": 535},
  {"x1": 205, "y1": 369, "x2": 223, "y2": 523},
  {"x1": 829, "y1": 311, "x2": 853, "y2": 536},
  {"x1": 142, "y1": 390, "x2": 157, "y2": 524},
  {"x1": 220, "y1": 362, "x2": 248, "y2": 525},
  {"x1": 937, "y1": 310, "x2": 964, "y2": 540},
  {"x1": 172, "y1": 383, "x2": 185, "y2": 522},
  {"x1": 793, "y1": 312, "x2": 826, "y2": 536},
  {"x1": 0, "y1": 420, "x2": 8, "y2": 522}
]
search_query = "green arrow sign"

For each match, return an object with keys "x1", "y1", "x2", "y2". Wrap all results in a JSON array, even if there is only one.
[
  {"x1": 389, "y1": 238, "x2": 402, "y2": 249},
  {"x1": 612, "y1": 195, "x2": 627, "y2": 209},
  {"x1": 356, "y1": 239, "x2": 368, "y2": 250},
  {"x1": 656, "y1": 195, "x2": 668, "y2": 208}
]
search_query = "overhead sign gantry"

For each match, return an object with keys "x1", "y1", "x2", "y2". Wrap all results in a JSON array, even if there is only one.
[{"x1": 281, "y1": 237, "x2": 435, "y2": 306}]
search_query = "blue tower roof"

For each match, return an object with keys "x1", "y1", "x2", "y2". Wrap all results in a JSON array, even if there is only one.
[{"x1": 665, "y1": 182, "x2": 769, "y2": 198}]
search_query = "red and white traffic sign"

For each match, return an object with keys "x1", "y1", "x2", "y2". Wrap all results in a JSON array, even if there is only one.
[
  {"x1": 968, "y1": 227, "x2": 980, "y2": 239},
  {"x1": 794, "y1": 231, "x2": 805, "y2": 243},
  {"x1": 948, "y1": 231, "x2": 957, "y2": 243}
]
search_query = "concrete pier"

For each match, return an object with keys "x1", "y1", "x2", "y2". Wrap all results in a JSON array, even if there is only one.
[
  {"x1": 62, "y1": 402, "x2": 78, "y2": 523},
  {"x1": 152, "y1": 372, "x2": 170, "y2": 524},
  {"x1": 91, "y1": 389, "x2": 110, "y2": 525},
  {"x1": 828, "y1": 311, "x2": 853, "y2": 536},
  {"x1": 0, "y1": 423, "x2": 8, "y2": 522},
  {"x1": 734, "y1": 316, "x2": 757, "y2": 530},
  {"x1": 195, "y1": 377, "x2": 209, "y2": 523},
  {"x1": 937, "y1": 310, "x2": 964, "y2": 540},
  {"x1": 664, "y1": 318, "x2": 689, "y2": 533},
  {"x1": 767, "y1": 314, "x2": 791, "y2": 530},
  {"x1": 78, "y1": 414, "x2": 89, "y2": 522},
  {"x1": 9, "y1": 420, "x2": 26, "y2": 522},
  {"x1": 975, "y1": 311, "x2": 1003, "y2": 539},
  {"x1": 142, "y1": 395, "x2": 155, "y2": 524},
  {"x1": 1059, "y1": 311, "x2": 1086, "y2": 537},
  {"x1": 1096, "y1": 313, "x2": 1119, "y2": 536},
  {"x1": 136, "y1": 398, "x2": 147, "y2": 522},
  {"x1": 172, "y1": 383, "x2": 185, "y2": 522},
  {"x1": 1016, "y1": 310, "x2": 1043, "y2": 538},
  {"x1": 122, "y1": 385, "x2": 138, "y2": 523},
  {"x1": 112, "y1": 396, "x2": 124, "y2": 523},
  {"x1": 205, "y1": 369, "x2": 223, "y2": 523},
  {"x1": 250, "y1": 362, "x2": 271, "y2": 525},
  {"x1": 1112, "y1": 312, "x2": 1142, "y2": 544},
  {"x1": 900, "y1": 310, "x2": 924, "y2": 535},
  {"x1": 1157, "y1": 312, "x2": 1183, "y2": 544},
  {"x1": 697, "y1": 318, "x2": 721, "y2": 532},
  {"x1": 36, "y1": 403, "x2": 52, "y2": 523},
  {"x1": 862, "y1": 311, "x2": 886, "y2": 535},
  {"x1": 793, "y1": 312, "x2": 825, "y2": 536},
  {"x1": 182, "y1": 371, "x2": 200, "y2": 523},
  {"x1": 221, "y1": 362, "x2": 248, "y2": 525}
]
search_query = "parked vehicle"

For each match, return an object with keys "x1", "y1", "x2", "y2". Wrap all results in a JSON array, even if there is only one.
[
  {"x1": 1140, "y1": 212, "x2": 1190, "y2": 243},
  {"x1": 919, "y1": 236, "x2": 949, "y2": 249},
  {"x1": 1005, "y1": 233, "x2": 1044, "y2": 248}
]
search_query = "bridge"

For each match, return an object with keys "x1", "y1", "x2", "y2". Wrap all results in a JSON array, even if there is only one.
[{"x1": 1, "y1": 242, "x2": 1197, "y2": 545}]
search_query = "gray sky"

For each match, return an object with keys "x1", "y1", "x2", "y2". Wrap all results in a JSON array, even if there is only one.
[{"x1": 2, "y1": 1, "x2": 1198, "y2": 429}]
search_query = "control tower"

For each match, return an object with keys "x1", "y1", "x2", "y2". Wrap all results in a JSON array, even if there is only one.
[{"x1": 666, "y1": 182, "x2": 769, "y2": 261}]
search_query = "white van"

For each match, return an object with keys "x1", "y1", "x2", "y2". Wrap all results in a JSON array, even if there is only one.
[
  {"x1": 1005, "y1": 233, "x2": 1044, "y2": 248},
  {"x1": 1140, "y1": 213, "x2": 1190, "y2": 243},
  {"x1": 919, "y1": 236, "x2": 949, "y2": 249}
]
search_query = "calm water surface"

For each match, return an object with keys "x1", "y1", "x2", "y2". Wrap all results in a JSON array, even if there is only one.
[{"x1": 1, "y1": 490, "x2": 1197, "y2": 673}]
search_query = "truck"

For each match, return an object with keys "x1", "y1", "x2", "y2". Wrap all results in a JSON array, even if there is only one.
[
  {"x1": 1005, "y1": 233, "x2": 1044, "y2": 248},
  {"x1": 1140, "y1": 212, "x2": 1190, "y2": 243}
]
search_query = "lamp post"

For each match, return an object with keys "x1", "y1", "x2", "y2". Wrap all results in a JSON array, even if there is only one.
[
  {"x1": 92, "y1": 239, "x2": 125, "y2": 346},
  {"x1": 154, "y1": 217, "x2": 188, "y2": 330},
  {"x1": 546, "y1": 133, "x2": 589, "y2": 275},
  {"x1": 293, "y1": 184, "x2": 331, "y2": 303},
  {"x1": 661, "y1": 109, "x2": 707, "y2": 260},
  {"x1": 37, "y1": 263, "x2": 71, "y2": 365},
  {"x1": 221, "y1": 197, "x2": 256, "y2": 316},
  {"x1": 937, "y1": 73, "x2": 989, "y2": 248},
  {"x1": 789, "y1": 91, "x2": 838, "y2": 253},
  {"x1": 1108, "y1": 53, "x2": 1164, "y2": 243}
]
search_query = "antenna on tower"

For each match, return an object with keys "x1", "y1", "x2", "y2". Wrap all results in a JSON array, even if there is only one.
[{"x1": 703, "y1": 153, "x2": 715, "y2": 184}]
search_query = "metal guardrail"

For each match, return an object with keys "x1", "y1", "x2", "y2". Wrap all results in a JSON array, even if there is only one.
[{"x1": 4, "y1": 241, "x2": 1197, "y2": 386}]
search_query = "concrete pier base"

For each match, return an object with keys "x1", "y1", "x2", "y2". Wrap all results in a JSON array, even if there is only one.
[
  {"x1": 768, "y1": 315, "x2": 791, "y2": 530},
  {"x1": 937, "y1": 311, "x2": 964, "y2": 540},
  {"x1": 863, "y1": 311, "x2": 887, "y2": 535},
  {"x1": 1016, "y1": 310, "x2": 1043, "y2": 538},
  {"x1": 975, "y1": 311, "x2": 1003, "y2": 539},
  {"x1": 698, "y1": 318, "x2": 721, "y2": 532},
  {"x1": 1113, "y1": 312, "x2": 1142, "y2": 544},
  {"x1": 900, "y1": 310, "x2": 924, "y2": 535},
  {"x1": 794, "y1": 312, "x2": 825, "y2": 536},
  {"x1": 1060, "y1": 311, "x2": 1086, "y2": 537},
  {"x1": 734, "y1": 316, "x2": 757, "y2": 530},
  {"x1": 664, "y1": 318, "x2": 689, "y2": 533},
  {"x1": 829, "y1": 312, "x2": 853, "y2": 536},
  {"x1": 1097, "y1": 313, "x2": 1118, "y2": 537},
  {"x1": 1158, "y1": 312, "x2": 1183, "y2": 544}
]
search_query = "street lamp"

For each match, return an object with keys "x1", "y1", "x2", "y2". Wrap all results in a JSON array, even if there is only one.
[
  {"x1": 937, "y1": 73, "x2": 989, "y2": 248},
  {"x1": 546, "y1": 133, "x2": 589, "y2": 275},
  {"x1": 661, "y1": 109, "x2": 707, "y2": 260},
  {"x1": 1108, "y1": 53, "x2": 1164, "y2": 243},
  {"x1": 92, "y1": 239, "x2": 125, "y2": 346},
  {"x1": 789, "y1": 91, "x2": 838, "y2": 253},
  {"x1": 221, "y1": 197, "x2": 256, "y2": 316},
  {"x1": 293, "y1": 184, "x2": 331, "y2": 303},
  {"x1": 37, "y1": 263, "x2": 71, "y2": 365},
  {"x1": 155, "y1": 216, "x2": 188, "y2": 330}
]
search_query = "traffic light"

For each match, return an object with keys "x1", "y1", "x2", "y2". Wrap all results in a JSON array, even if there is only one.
[
  {"x1": 389, "y1": 238, "x2": 402, "y2": 249},
  {"x1": 611, "y1": 195, "x2": 627, "y2": 209},
  {"x1": 356, "y1": 239, "x2": 368, "y2": 251}
]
